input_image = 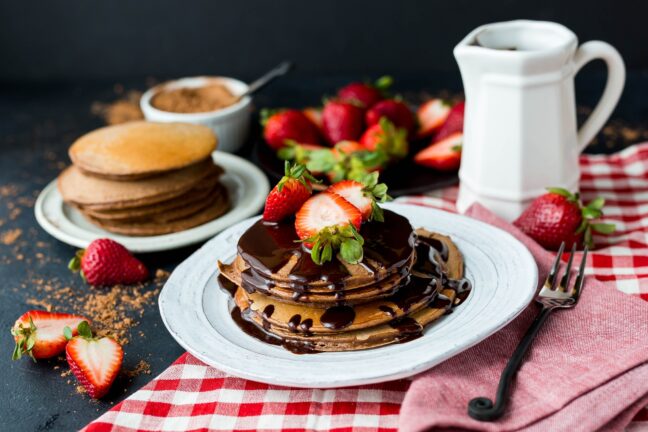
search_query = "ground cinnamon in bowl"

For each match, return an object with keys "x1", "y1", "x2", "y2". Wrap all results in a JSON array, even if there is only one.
[{"x1": 151, "y1": 83, "x2": 238, "y2": 113}]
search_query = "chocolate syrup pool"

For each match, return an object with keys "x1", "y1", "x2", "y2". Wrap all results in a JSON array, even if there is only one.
[{"x1": 220, "y1": 210, "x2": 472, "y2": 354}]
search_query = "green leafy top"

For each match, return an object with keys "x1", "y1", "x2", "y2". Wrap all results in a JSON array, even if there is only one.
[
  {"x1": 374, "y1": 117, "x2": 408, "y2": 159},
  {"x1": 547, "y1": 187, "x2": 616, "y2": 248},
  {"x1": 11, "y1": 316, "x2": 38, "y2": 361},
  {"x1": 302, "y1": 223, "x2": 365, "y2": 266},
  {"x1": 277, "y1": 161, "x2": 320, "y2": 192},
  {"x1": 358, "y1": 171, "x2": 392, "y2": 222},
  {"x1": 278, "y1": 141, "x2": 390, "y2": 184}
]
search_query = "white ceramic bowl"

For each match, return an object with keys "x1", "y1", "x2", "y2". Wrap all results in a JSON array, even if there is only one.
[{"x1": 140, "y1": 76, "x2": 252, "y2": 153}]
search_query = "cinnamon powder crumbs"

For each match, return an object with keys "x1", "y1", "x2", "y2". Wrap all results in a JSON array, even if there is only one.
[
  {"x1": 1, "y1": 228, "x2": 22, "y2": 245},
  {"x1": 61, "y1": 369, "x2": 72, "y2": 378},
  {"x1": 124, "y1": 360, "x2": 151, "y2": 378},
  {"x1": 155, "y1": 268, "x2": 170, "y2": 279},
  {"x1": 0, "y1": 184, "x2": 19, "y2": 198},
  {"x1": 91, "y1": 90, "x2": 144, "y2": 125},
  {"x1": 75, "y1": 385, "x2": 87, "y2": 395}
]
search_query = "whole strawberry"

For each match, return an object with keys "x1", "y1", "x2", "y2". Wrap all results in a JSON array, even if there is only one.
[
  {"x1": 69, "y1": 239, "x2": 149, "y2": 286},
  {"x1": 322, "y1": 100, "x2": 365, "y2": 145},
  {"x1": 360, "y1": 117, "x2": 408, "y2": 159},
  {"x1": 365, "y1": 99, "x2": 416, "y2": 136},
  {"x1": 513, "y1": 188, "x2": 615, "y2": 250},
  {"x1": 337, "y1": 76, "x2": 392, "y2": 109},
  {"x1": 263, "y1": 162, "x2": 319, "y2": 222},
  {"x1": 262, "y1": 109, "x2": 321, "y2": 151}
]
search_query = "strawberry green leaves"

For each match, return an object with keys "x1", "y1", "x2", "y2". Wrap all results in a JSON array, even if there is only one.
[
  {"x1": 547, "y1": 187, "x2": 616, "y2": 249},
  {"x1": 11, "y1": 316, "x2": 37, "y2": 361},
  {"x1": 303, "y1": 224, "x2": 365, "y2": 265},
  {"x1": 359, "y1": 172, "x2": 392, "y2": 222}
]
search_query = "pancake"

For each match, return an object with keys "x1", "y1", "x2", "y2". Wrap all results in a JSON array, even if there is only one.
[
  {"x1": 58, "y1": 160, "x2": 221, "y2": 208},
  {"x1": 80, "y1": 179, "x2": 222, "y2": 221},
  {"x1": 84, "y1": 183, "x2": 227, "y2": 224},
  {"x1": 219, "y1": 256, "x2": 414, "y2": 306},
  {"x1": 69, "y1": 121, "x2": 217, "y2": 179},
  {"x1": 235, "y1": 211, "x2": 416, "y2": 293},
  {"x1": 86, "y1": 188, "x2": 230, "y2": 236},
  {"x1": 223, "y1": 221, "x2": 472, "y2": 352}
]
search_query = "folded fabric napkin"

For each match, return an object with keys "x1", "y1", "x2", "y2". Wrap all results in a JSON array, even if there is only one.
[{"x1": 399, "y1": 204, "x2": 648, "y2": 432}]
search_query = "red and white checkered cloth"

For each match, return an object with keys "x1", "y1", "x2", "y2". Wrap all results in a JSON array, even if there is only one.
[{"x1": 85, "y1": 143, "x2": 648, "y2": 432}]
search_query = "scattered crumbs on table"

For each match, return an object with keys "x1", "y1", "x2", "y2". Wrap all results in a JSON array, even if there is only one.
[
  {"x1": 91, "y1": 90, "x2": 144, "y2": 125},
  {"x1": 1, "y1": 228, "x2": 22, "y2": 245},
  {"x1": 124, "y1": 360, "x2": 152, "y2": 378}
]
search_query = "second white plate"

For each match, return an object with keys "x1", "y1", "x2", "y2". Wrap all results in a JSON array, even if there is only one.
[
  {"x1": 159, "y1": 203, "x2": 538, "y2": 388},
  {"x1": 34, "y1": 152, "x2": 270, "y2": 253}
]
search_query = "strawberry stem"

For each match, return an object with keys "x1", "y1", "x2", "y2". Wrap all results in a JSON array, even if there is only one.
[{"x1": 302, "y1": 224, "x2": 365, "y2": 265}]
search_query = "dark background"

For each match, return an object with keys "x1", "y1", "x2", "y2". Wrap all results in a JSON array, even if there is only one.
[
  {"x1": 2, "y1": 0, "x2": 648, "y2": 82},
  {"x1": 2, "y1": 2, "x2": 648, "y2": 431}
]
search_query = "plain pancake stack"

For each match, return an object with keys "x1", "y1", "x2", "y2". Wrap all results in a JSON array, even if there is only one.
[
  {"x1": 58, "y1": 121, "x2": 230, "y2": 236},
  {"x1": 218, "y1": 210, "x2": 471, "y2": 353}
]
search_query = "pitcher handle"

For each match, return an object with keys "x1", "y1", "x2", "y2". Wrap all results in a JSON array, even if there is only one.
[{"x1": 574, "y1": 41, "x2": 626, "y2": 152}]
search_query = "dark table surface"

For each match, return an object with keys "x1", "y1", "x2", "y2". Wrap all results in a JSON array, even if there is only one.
[{"x1": 1, "y1": 71, "x2": 647, "y2": 431}]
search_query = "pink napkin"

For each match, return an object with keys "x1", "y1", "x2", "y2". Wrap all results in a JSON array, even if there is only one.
[{"x1": 399, "y1": 204, "x2": 648, "y2": 432}]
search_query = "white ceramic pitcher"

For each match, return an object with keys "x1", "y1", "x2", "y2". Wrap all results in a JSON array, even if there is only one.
[{"x1": 454, "y1": 20, "x2": 625, "y2": 221}]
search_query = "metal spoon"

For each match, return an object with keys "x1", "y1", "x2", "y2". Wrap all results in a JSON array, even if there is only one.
[{"x1": 238, "y1": 61, "x2": 294, "y2": 100}]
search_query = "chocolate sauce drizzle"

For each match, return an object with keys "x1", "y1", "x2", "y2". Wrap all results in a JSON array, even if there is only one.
[{"x1": 222, "y1": 210, "x2": 472, "y2": 354}]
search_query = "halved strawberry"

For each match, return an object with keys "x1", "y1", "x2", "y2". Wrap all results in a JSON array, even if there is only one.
[
  {"x1": 66, "y1": 321, "x2": 123, "y2": 399},
  {"x1": 11, "y1": 310, "x2": 89, "y2": 360},
  {"x1": 417, "y1": 99, "x2": 451, "y2": 138},
  {"x1": 327, "y1": 173, "x2": 390, "y2": 222},
  {"x1": 295, "y1": 192, "x2": 364, "y2": 265},
  {"x1": 414, "y1": 132, "x2": 463, "y2": 171},
  {"x1": 263, "y1": 162, "x2": 319, "y2": 222}
]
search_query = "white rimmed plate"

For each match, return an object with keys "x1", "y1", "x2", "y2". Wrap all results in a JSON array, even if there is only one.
[
  {"x1": 159, "y1": 203, "x2": 538, "y2": 388},
  {"x1": 34, "y1": 152, "x2": 269, "y2": 253}
]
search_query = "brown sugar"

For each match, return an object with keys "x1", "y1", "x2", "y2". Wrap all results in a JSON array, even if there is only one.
[
  {"x1": 125, "y1": 359, "x2": 152, "y2": 378},
  {"x1": 151, "y1": 83, "x2": 237, "y2": 113}
]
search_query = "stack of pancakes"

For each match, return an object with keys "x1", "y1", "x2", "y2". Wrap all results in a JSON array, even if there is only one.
[
  {"x1": 218, "y1": 209, "x2": 471, "y2": 353},
  {"x1": 58, "y1": 121, "x2": 230, "y2": 236}
]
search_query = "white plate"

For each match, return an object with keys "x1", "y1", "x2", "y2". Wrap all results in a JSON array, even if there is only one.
[
  {"x1": 159, "y1": 203, "x2": 538, "y2": 388},
  {"x1": 34, "y1": 152, "x2": 270, "y2": 253}
]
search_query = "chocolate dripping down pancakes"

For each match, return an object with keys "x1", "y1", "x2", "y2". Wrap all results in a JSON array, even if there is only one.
[
  {"x1": 58, "y1": 121, "x2": 230, "y2": 236},
  {"x1": 218, "y1": 167, "x2": 471, "y2": 353}
]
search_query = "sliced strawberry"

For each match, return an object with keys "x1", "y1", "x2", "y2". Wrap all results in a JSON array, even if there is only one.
[
  {"x1": 365, "y1": 99, "x2": 416, "y2": 136},
  {"x1": 327, "y1": 173, "x2": 390, "y2": 222},
  {"x1": 263, "y1": 162, "x2": 319, "y2": 222},
  {"x1": 359, "y1": 118, "x2": 408, "y2": 159},
  {"x1": 11, "y1": 310, "x2": 89, "y2": 360},
  {"x1": 321, "y1": 100, "x2": 365, "y2": 145},
  {"x1": 417, "y1": 99, "x2": 451, "y2": 138},
  {"x1": 434, "y1": 101, "x2": 464, "y2": 142},
  {"x1": 295, "y1": 192, "x2": 364, "y2": 264},
  {"x1": 66, "y1": 322, "x2": 123, "y2": 399},
  {"x1": 414, "y1": 132, "x2": 463, "y2": 171},
  {"x1": 69, "y1": 238, "x2": 148, "y2": 287}
]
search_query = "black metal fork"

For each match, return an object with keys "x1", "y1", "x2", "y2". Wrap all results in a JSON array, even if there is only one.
[{"x1": 467, "y1": 242, "x2": 589, "y2": 421}]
